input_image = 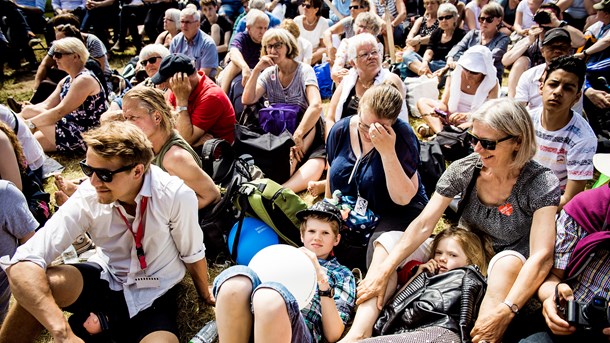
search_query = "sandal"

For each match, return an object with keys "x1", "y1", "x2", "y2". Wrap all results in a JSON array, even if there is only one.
[{"x1": 417, "y1": 123, "x2": 433, "y2": 138}]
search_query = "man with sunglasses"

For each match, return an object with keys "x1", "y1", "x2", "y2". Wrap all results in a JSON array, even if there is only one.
[
  {"x1": 530, "y1": 56, "x2": 596, "y2": 211},
  {"x1": 0, "y1": 122, "x2": 214, "y2": 343}
]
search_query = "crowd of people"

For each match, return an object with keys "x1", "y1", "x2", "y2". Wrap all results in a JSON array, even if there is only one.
[{"x1": 0, "y1": 0, "x2": 610, "y2": 341}]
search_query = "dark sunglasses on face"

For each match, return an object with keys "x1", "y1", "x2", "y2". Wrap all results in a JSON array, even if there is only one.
[
  {"x1": 80, "y1": 160, "x2": 136, "y2": 183},
  {"x1": 478, "y1": 16, "x2": 496, "y2": 23},
  {"x1": 438, "y1": 14, "x2": 454, "y2": 21},
  {"x1": 468, "y1": 132, "x2": 514, "y2": 150},
  {"x1": 140, "y1": 56, "x2": 161, "y2": 66},
  {"x1": 52, "y1": 51, "x2": 72, "y2": 59},
  {"x1": 349, "y1": 5, "x2": 363, "y2": 9},
  {"x1": 303, "y1": 3, "x2": 312, "y2": 8}
]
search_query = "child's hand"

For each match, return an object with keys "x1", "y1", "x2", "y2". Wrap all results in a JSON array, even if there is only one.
[{"x1": 417, "y1": 259, "x2": 439, "y2": 275}]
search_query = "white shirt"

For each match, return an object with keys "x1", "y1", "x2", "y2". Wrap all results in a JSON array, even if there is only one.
[
  {"x1": 296, "y1": 37, "x2": 313, "y2": 64},
  {"x1": 1, "y1": 166, "x2": 205, "y2": 317},
  {"x1": 515, "y1": 63, "x2": 584, "y2": 114},
  {"x1": 294, "y1": 15, "x2": 329, "y2": 50},
  {"x1": 0, "y1": 105, "x2": 45, "y2": 171}
]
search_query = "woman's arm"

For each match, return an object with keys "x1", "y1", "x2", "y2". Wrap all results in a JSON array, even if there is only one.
[
  {"x1": 406, "y1": 17, "x2": 423, "y2": 46},
  {"x1": 241, "y1": 57, "x2": 273, "y2": 105},
  {"x1": 488, "y1": 82, "x2": 499, "y2": 99},
  {"x1": 29, "y1": 75, "x2": 99, "y2": 128},
  {"x1": 325, "y1": 81, "x2": 344, "y2": 140},
  {"x1": 323, "y1": 19, "x2": 348, "y2": 60},
  {"x1": 393, "y1": 0, "x2": 407, "y2": 27},
  {"x1": 463, "y1": 6, "x2": 477, "y2": 30},
  {"x1": 0, "y1": 132, "x2": 23, "y2": 190},
  {"x1": 356, "y1": 193, "x2": 454, "y2": 309},
  {"x1": 163, "y1": 146, "x2": 220, "y2": 210},
  {"x1": 293, "y1": 84, "x2": 323, "y2": 161},
  {"x1": 513, "y1": 10, "x2": 526, "y2": 35}
]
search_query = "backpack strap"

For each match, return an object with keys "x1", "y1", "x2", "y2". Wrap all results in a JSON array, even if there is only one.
[{"x1": 201, "y1": 138, "x2": 236, "y2": 185}]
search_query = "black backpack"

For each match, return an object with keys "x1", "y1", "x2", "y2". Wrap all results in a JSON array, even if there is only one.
[{"x1": 418, "y1": 140, "x2": 446, "y2": 198}]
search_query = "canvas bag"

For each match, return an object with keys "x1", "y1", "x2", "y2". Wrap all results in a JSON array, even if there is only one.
[
  {"x1": 404, "y1": 75, "x2": 439, "y2": 117},
  {"x1": 258, "y1": 103, "x2": 301, "y2": 136}
]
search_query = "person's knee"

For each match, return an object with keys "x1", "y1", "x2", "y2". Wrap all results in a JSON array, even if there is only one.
[
  {"x1": 252, "y1": 288, "x2": 287, "y2": 318},
  {"x1": 47, "y1": 265, "x2": 84, "y2": 307},
  {"x1": 216, "y1": 275, "x2": 254, "y2": 302},
  {"x1": 487, "y1": 251, "x2": 525, "y2": 281}
]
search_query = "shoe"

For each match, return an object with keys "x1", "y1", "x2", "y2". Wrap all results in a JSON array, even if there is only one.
[
  {"x1": 28, "y1": 38, "x2": 42, "y2": 48},
  {"x1": 416, "y1": 123, "x2": 433, "y2": 138},
  {"x1": 7, "y1": 97, "x2": 22, "y2": 113}
]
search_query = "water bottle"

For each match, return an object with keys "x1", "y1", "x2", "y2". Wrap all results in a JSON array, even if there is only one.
[
  {"x1": 61, "y1": 245, "x2": 79, "y2": 264},
  {"x1": 322, "y1": 53, "x2": 329, "y2": 64},
  {"x1": 189, "y1": 320, "x2": 218, "y2": 343}
]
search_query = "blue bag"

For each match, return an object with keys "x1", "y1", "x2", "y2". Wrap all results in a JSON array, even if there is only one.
[
  {"x1": 314, "y1": 62, "x2": 332, "y2": 100},
  {"x1": 257, "y1": 103, "x2": 301, "y2": 136}
]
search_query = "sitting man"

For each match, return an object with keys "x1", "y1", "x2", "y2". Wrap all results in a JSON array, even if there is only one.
[
  {"x1": 232, "y1": 0, "x2": 280, "y2": 37},
  {"x1": 518, "y1": 155, "x2": 610, "y2": 342},
  {"x1": 0, "y1": 121, "x2": 214, "y2": 343},
  {"x1": 515, "y1": 28, "x2": 582, "y2": 113},
  {"x1": 152, "y1": 53, "x2": 236, "y2": 147},
  {"x1": 218, "y1": 8, "x2": 268, "y2": 95},
  {"x1": 170, "y1": 6, "x2": 219, "y2": 77},
  {"x1": 530, "y1": 55, "x2": 596, "y2": 211}
]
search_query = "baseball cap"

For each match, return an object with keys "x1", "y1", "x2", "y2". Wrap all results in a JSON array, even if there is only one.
[
  {"x1": 150, "y1": 53, "x2": 196, "y2": 85},
  {"x1": 296, "y1": 201, "x2": 344, "y2": 228},
  {"x1": 593, "y1": 0, "x2": 610, "y2": 11},
  {"x1": 542, "y1": 28, "x2": 571, "y2": 46}
]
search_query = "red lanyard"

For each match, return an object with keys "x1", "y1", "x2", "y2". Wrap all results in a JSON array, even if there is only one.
[{"x1": 117, "y1": 197, "x2": 149, "y2": 270}]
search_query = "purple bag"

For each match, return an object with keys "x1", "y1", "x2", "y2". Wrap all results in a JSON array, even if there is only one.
[{"x1": 258, "y1": 103, "x2": 302, "y2": 136}]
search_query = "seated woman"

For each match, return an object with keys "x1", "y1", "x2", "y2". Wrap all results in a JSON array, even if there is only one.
[
  {"x1": 339, "y1": 98, "x2": 560, "y2": 343},
  {"x1": 323, "y1": 0, "x2": 371, "y2": 62},
  {"x1": 20, "y1": 37, "x2": 107, "y2": 154},
  {"x1": 326, "y1": 84, "x2": 428, "y2": 271},
  {"x1": 330, "y1": 12, "x2": 383, "y2": 84},
  {"x1": 401, "y1": 0, "x2": 439, "y2": 76},
  {"x1": 155, "y1": 8, "x2": 181, "y2": 48},
  {"x1": 242, "y1": 28, "x2": 326, "y2": 194},
  {"x1": 401, "y1": 3, "x2": 465, "y2": 78},
  {"x1": 294, "y1": 0, "x2": 329, "y2": 65},
  {"x1": 416, "y1": 45, "x2": 499, "y2": 137},
  {"x1": 447, "y1": 2, "x2": 509, "y2": 83},
  {"x1": 56, "y1": 87, "x2": 220, "y2": 210}
]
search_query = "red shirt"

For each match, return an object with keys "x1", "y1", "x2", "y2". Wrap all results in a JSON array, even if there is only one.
[{"x1": 169, "y1": 71, "x2": 236, "y2": 144}]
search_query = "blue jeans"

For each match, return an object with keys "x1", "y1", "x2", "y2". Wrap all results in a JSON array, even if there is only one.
[
  {"x1": 219, "y1": 1, "x2": 244, "y2": 21},
  {"x1": 213, "y1": 265, "x2": 313, "y2": 343},
  {"x1": 402, "y1": 50, "x2": 447, "y2": 77}
]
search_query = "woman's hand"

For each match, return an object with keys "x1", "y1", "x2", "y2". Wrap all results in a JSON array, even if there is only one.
[
  {"x1": 291, "y1": 134, "x2": 305, "y2": 163},
  {"x1": 448, "y1": 112, "x2": 469, "y2": 125},
  {"x1": 254, "y1": 54, "x2": 277, "y2": 73},
  {"x1": 406, "y1": 35, "x2": 421, "y2": 47},
  {"x1": 356, "y1": 268, "x2": 390, "y2": 310},
  {"x1": 471, "y1": 303, "x2": 515, "y2": 343},
  {"x1": 369, "y1": 122, "x2": 396, "y2": 157}
]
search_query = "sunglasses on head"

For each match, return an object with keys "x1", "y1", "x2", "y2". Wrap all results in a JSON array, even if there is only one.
[
  {"x1": 438, "y1": 14, "x2": 454, "y2": 21},
  {"x1": 468, "y1": 132, "x2": 514, "y2": 150},
  {"x1": 349, "y1": 5, "x2": 363, "y2": 9},
  {"x1": 478, "y1": 16, "x2": 496, "y2": 23},
  {"x1": 79, "y1": 160, "x2": 136, "y2": 183},
  {"x1": 52, "y1": 51, "x2": 72, "y2": 59},
  {"x1": 140, "y1": 56, "x2": 161, "y2": 66}
]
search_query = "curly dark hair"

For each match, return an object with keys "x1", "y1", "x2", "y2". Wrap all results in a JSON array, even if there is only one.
[{"x1": 544, "y1": 55, "x2": 586, "y2": 91}]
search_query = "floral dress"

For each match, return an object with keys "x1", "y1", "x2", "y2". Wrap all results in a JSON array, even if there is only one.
[{"x1": 55, "y1": 69, "x2": 107, "y2": 153}]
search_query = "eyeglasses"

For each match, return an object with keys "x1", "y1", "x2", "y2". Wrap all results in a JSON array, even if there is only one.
[
  {"x1": 140, "y1": 56, "x2": 161, "y2": 66},
  {"x1": 438, "y1": 14, "x2": 454, "y2": 21},
  {"x1": 478, "y1": 16, "x2": 496, "y2": 23},
  {"x1": 164, "y1": 17, "x2": 174, "y2": 22},
  {"x1": 302, "y1": 3, "x2": 312, "y2": 8},
  {"x1": 468, "y1": 132, "x2": 514, "y2": 150},
  {"x1": 357, "y1": 49, "x2": 379, "y2": 60},
  {"x1": 266, "y1": 41, "x2": 284, "y2": 51},
  {"x1": 52, "y1": 51, "x2": 73, "y2": 59},
  {"x1": 463, "y1": 67, "x2": 483, "y2": 76},
  {"x1": 79, "y1": 160, "x2": 136, "y2": 183},
  {"x1": 180, "y1": 20, "x2": 198, "y2": 24},
  {"x1": 349, "y1": 5, "x2": 363, "y2": 9}
]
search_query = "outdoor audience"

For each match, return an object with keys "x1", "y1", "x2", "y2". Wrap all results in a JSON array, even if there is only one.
[{"x1": 2, "y1": 0, "x2": 610, "y2": 341}]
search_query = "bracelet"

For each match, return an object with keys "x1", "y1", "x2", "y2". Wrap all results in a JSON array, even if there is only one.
[{"x1": 583, "y1": 50, "x2": 589, "y2": 57}]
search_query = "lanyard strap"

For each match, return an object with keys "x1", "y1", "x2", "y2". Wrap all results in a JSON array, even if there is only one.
[
  {"x1": 348, "y1": 130, "x2": 373, "y2": 196},
  {"x1": 117, "y1": 197, "x2": 149, "y2": 270}
]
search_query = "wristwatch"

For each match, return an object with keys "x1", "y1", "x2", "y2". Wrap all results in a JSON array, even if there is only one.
[
  {"x1": 318, "y1": 287, "x2": 335, "y2": 298},
  {"x1": 503, "y1": 299, "x2": 519, "y2": 314},
  {"x1": 559, "y1": 20, "x2": 568, "y2": 27},
  {"x1": 26, "y1": 120, "x2": 36, "y2": 130},
  {"x1": 176, "y1": 106, "x2": 188, "y2": 112}
]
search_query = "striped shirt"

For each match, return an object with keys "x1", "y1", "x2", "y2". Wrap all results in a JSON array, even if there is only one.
[
  {"x1": 374, "y1": 0, "x2": 398, "y2": 18},
  {"x1": 258, "y1": 62, "x2": 319, "y2": 113},
  {"x1": 531, "y1": 108, "x2": 597, "y2": 192},
  {"x1": 555, "y1": 210, "x2": 610, "y2": 303}
]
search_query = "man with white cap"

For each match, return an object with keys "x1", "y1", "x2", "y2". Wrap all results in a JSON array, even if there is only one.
[
  {"x1": 517, "y1": 154, "x2": 610, "y2": 342},
  {"x1": 530, "y1": 55, "x2": 597, "y2": 211}
]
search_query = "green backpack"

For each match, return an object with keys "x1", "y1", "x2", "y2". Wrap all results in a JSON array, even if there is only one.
[{"x1": 233, "y1": 179, "x2": 308, "y2": 256}]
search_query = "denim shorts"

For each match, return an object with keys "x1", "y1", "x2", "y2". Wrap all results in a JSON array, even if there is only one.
[{"x1": 213, "y1": 265, "x2": 313, "y2": 343}]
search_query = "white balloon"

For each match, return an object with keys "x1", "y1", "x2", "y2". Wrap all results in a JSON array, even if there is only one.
[{"x1": 248, "y1": 244, "x2": 317, "y2": 310}]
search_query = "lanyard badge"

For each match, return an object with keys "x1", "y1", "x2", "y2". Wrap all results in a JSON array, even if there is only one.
[{"x1": 117, "y1": 197, "x2": 149, "y2": 271}]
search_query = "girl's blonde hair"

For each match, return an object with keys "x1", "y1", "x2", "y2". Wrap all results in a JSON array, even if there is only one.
[{"x1": 429, "y1": 226, "x2": 494, "y2": 276}]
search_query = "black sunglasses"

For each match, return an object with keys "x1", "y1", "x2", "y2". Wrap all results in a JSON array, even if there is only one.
[
  {"x1": 52, "y1": 51, "x2": 72, "y2": 59},
  {"x1": 140, "y1": 56, "x2": 161, "y2": 66},
  {"x1": 349, "y1": 5, "x2": 363, "y2": 9},
  {"x1": 438, "y1": 14, "x2": 454, "y2": 21},
  {"x1": 468, "y1": 132, "x2": 514, "y2": 150},
  {"x1": 478, "y1": 16, "x2": 496, "y2": 23},
  {"x1": 302, "y1": 3, "x2": 312, "y2": 8},
  {"x1": 79, "y1": 160, "x2": 136, "y2": 183}
]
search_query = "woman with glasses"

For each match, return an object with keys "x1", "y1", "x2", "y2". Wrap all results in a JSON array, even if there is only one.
[
  {"x1": 447, "y1": 1, "x2": 509, "y2": 82},
  {"x1": 155, "y1": 8, "x2": 181, "y2": 48},
  {"x1": 342, "y1": 98, "x2": 560, "y2": 343},
  {"x1": 325, "y1": 83, "x2": 427, "y2": 272},
  {"x1": 323, "y1": 0, "x2": 370, "y2": 61},
  {"x1": 401, "y1": 2, "x2": 464, "y2": 77},
  {"x1": 242, "y1": 28, "x2": 326, "y2": 193},
  {"x1": 20, "y1": 37, "x2": 107, "y2": 154},
  {"x1": 295, "y1": 0, "x2": 330, "y2": 64},
  {"x1": 401, "y1": 0, "x2": 439, "y2": 70},
  {"x1": 416, "y1": 45, "x2": 499, "y2": 137}
]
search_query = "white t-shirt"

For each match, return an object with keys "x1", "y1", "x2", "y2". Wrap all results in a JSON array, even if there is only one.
[
  {"x1": 296, "y1": 37, "x2": 313, "y2": 64},
  {"x1": 464, "y1": 1, "x2": 481, "y2": 30},
  {"x1": 294, "y1": 15, "x2": 329, "y2": 50},
  {"x1": 516, "y1": 63, "x2": 584, "y2": 113},
  {"x1": 530, "y1": 108, "x2": 597, "y2": 191},
  {"x1": 516, "y1": 0, "x2": 549, "y2": 30},
  {"x1": 0, "y1": 105, "x2": 45, "y2": 171}
]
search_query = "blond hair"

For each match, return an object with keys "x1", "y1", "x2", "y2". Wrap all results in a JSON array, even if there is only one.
[
  {"x1": 123, "y1": 87, "x2": 175, "y2": 137},
  {"x1": 261, "y1": 28, "x2": 299, "y2": 60},
  {"x1": 299, "y1": 213, "x2": 340, "y2": 236},
  {"x1": 429, "y1": 226, "x2": 494, "y2": 276},
  {"x1": 52, "y1": 37, "x2": 89, "y2": 64},
  {"x1": 359, "y1": 83, "x2": 402, "y2": 121}
]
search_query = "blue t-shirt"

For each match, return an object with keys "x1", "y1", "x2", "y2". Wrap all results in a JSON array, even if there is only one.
[
  {"x1": 235, "y1": 12, "x2": 281, "y2": 34},
  {"x1": 327, "y1": 117, "x2": 428, "y2": 217}
]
